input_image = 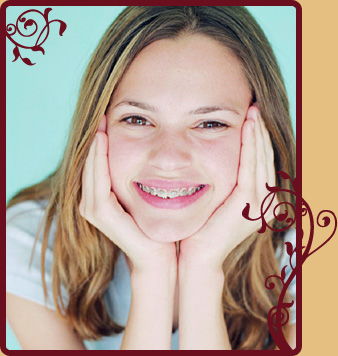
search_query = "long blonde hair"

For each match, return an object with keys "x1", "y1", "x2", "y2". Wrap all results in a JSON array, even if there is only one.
[{"x1": 8, "y1": 6, "x2": 296, "y2": 349}]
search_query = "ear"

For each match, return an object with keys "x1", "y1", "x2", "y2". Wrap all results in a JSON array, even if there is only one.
[{"x1": 98, "y1": 114, "x2": 107, "y2": 133}]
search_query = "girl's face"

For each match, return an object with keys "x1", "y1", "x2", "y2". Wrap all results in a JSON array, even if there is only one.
[{"x1": 106, "y1": 34, "x2": 252, "y2": 242}]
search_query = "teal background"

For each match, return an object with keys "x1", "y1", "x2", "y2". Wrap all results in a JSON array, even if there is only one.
[{"x1": 5, "y1": 6, "x2": 296, "y2": 350}]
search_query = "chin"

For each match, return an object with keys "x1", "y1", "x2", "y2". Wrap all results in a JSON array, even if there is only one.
[{"x1": 136, "y1": 218, "x2": 202, "y2": 243}]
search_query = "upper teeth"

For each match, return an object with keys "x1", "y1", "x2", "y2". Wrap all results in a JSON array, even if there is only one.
[{"x1": 137, "y1": 183, "x2": 204, "y2": 199}]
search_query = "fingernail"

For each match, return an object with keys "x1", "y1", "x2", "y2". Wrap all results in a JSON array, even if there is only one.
[
  {"x1": 251, "y1": 120, "x2": 255, "y2": 129},
  {"x1": 93, "y1": 134, "x2": 98, "y2": 145}
]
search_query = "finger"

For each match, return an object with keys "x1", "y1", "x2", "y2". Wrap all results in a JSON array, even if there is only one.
[
  {"x1": 254, "y1": 108, "x2": 277, "y2": 219},
  {"x1": 237, "y1": 115, "x2": 256, "y2": 193},
  {"x1": 81, "y1": 115, "x2": 107, "y2": 215},
  {"x1": 93, "y1": 132, "x2": 112, "y2": 205},
  {"x1": 259, "y1": 113, "x2": 275, "y2": 187},
  {"x1": 81, "y1": 135, "x2": 97, "y2": 215},
  {"x1": 98, "y1": 114, "x2": 107, "y2": 132},
  {"x1": 249, "y1": 106, "x2": 269, "y2": 198},
  {"x1": 261, "y1": 127, "x2": 278, "y2": 219},
  {"x1": 252, "y1": 103, "x2": 275, "y2": 187}
]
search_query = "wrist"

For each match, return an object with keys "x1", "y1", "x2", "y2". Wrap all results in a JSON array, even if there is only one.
[
  {"x1": 129, "y1": 244, "x2": 178, "y2": 275},
  {"x1": 178, "y1": 251, "x2": 225, "y2": 275},
  {"x1": 178, "y1": 257, "x2": 228, "y2": 350},
  {"x1": 124, "y1": 254, "x2": 177, "y2": 350},
  {"x1": 178, "y1": 238, "x2": 231, "y2": 271},
  {"x1": 178, "y1": 259, "x2": 225, "y2": 289},
  {"x1": 131, "y1": 257, "x2": 177, "y2": 285}
]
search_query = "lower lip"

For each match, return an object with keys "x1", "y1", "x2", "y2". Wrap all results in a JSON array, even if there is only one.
[{"x1": 134, "y1": 183, "x2": 209, "y2": 209}]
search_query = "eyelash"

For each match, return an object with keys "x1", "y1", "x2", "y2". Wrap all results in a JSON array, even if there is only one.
[
  {"x1": 196, "y1": 121, "x2": 228, "y2": 130},
  {"x1": 121, "y1": 115, "x2": 152, "y2": 126},
  {"x1": 121, "y1": 116, "x2": 228, "y2": 130}
]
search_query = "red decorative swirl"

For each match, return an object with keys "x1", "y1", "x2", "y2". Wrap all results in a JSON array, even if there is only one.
[
  {"x1": 6, "y1": 8, "x2": 67, "y2": 66},
  {"x1": 242, "y1": 171, "x2": 337, "y2": 350}
]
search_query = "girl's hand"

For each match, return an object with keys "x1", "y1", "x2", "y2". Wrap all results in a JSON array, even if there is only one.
[
  {"x1": 79, "y1": 115, "x2": 177, "y2": 273},
  {"x1": 179, "y1": 105, "x2": 277, "y2": 269}
]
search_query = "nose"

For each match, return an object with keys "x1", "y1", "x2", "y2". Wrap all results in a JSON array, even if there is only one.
[{"x1": 148, "y1": 130, "x2": 192, "y2": 172}]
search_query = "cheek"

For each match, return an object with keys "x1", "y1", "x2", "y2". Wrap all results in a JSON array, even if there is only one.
[
  {"x1": 107, "y1": 134, "x2": 143, "y2": 189},
  {"x1": 198, "y1": 132, "x2": 241, "y2": 188},
  {"x1": 107, "y1": 131, "x2": 155, "y2": 194}
]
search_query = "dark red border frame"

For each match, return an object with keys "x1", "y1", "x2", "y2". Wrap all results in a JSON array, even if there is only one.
[{"x1": 1, "y1": 1, "x2": 302, "y2": 354}]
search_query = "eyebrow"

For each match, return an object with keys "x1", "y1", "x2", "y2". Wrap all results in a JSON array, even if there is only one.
[
  {"x1": 113, "y1": 100, "x2": 240, "y2": 116},
  {"x1": 188, "y1": 105, "x2": 240, "y2": 116},
  {"x1": 113, "y1": 100, "x2": 158, "y2": 112}
]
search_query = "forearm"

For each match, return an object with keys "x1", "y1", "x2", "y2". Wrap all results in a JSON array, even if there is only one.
[
  {"x1": 178, "y1": 262, "x2": 231, "y2": 350},
  {"x1": 121, "y1": 262, "x2": 177, "y2": 350}
]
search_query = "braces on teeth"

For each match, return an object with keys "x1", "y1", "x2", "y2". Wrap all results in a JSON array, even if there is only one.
[{"x1": 137, "y1": 183, "x2": 205, "y2": 199}]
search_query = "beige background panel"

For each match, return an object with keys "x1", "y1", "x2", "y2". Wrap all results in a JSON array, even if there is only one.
[
  {"x1": 2, "y1": 0, "x2": 338, "y2": 354},
  {"x1": 298, "y1": 0, "x2": 338, "y2": 354}
]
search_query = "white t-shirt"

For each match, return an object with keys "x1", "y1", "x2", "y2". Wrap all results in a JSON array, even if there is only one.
[{"x1": 6, "y1": 200, "x2": 296, "y2": 350}]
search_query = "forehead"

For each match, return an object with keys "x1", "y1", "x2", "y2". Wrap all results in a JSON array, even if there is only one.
[{"x1": 112, "y1": 34, "x2": 252, "y2": 111}]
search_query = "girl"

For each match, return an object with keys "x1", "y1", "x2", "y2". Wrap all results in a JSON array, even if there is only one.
[{"x1": 6, "y1": 6, "x2": 296, "y2": 350}]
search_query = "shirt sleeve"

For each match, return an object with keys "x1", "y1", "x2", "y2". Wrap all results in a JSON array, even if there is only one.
[{"x1": 6, "y1": 200, "x2": 68, "y2": 310}]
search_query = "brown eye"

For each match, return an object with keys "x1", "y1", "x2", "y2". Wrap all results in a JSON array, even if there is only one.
[
  {"x1": 123, "y1": 116, "x2": 151, "y2": 126},
  {"x1": 198, "y1": 121, "x2": 228, "y2": 129}
]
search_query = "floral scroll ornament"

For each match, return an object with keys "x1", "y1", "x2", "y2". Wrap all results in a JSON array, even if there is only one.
[
  {"x1": 6, "y1": 8, "x2": 66, "y2": 66},
  {"x1": 242, "y1": 171, "x2": 337, "y2": 351}
]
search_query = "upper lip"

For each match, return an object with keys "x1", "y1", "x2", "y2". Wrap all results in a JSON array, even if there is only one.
[{"x1": 136, "y1": 179, "x2": 206, "y2": 189}]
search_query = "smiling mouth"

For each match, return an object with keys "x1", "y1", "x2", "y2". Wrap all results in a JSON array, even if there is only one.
[{"x1": 136, "y1": 182, "x2": 205, "y2": 199}]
